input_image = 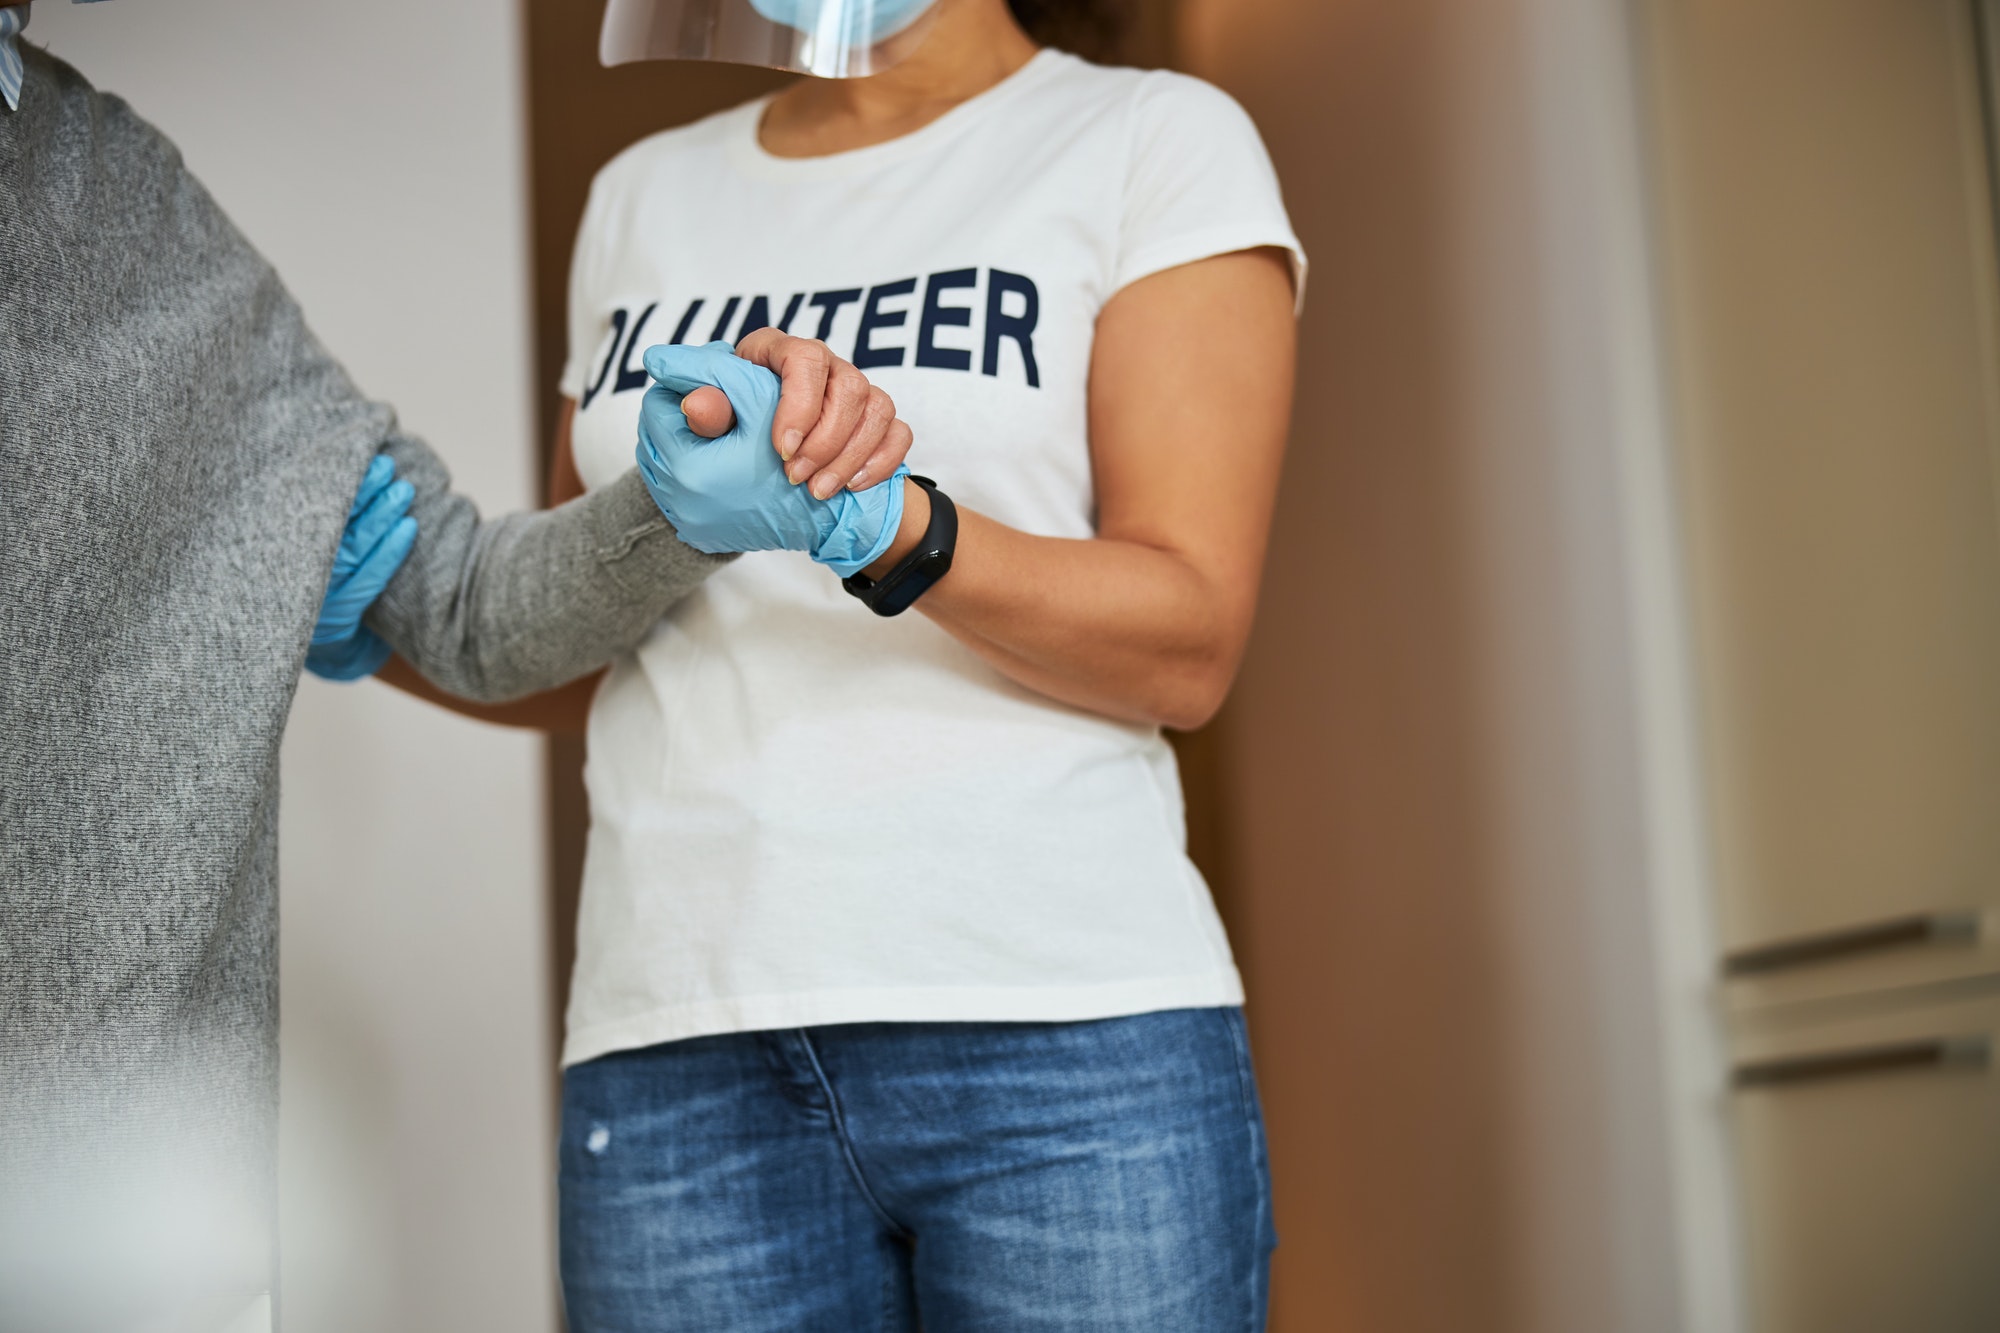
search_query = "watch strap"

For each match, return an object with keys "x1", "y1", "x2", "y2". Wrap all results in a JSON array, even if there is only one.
[{"x1": 841, "y1": 475, "x2": 956, "y2": 617}]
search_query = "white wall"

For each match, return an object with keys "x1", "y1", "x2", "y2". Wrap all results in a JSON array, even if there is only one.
[
  {"x1": 28, "y1": 4, "x2": 556, "y2": 1330},
  {"x1": 1450, "y1": 0, "x2": 1743, "y2": 1327}
]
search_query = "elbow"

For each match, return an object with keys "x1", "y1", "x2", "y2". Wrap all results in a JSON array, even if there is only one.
[
  {"x1": 1142, "y1": 614, "x2": 1251, "y2": 732},
  {"x1": 441, "y1": 655, "x2": 549, "y2": 707},
  {"x1": 1156, "y1": 691, "x2": 1227, "y2": 734},
  {"x1": 1139, "y1": 583, "x2": 1257, "y2": 732},
  {"x1": 1149, "y1": 658, "x2": 1238, "y2": 733},
  {"x1": 441, "y1": 675, "x2": 517, "y2": 707},
  {"x1": 393, "y1": 641, "x2": 518, "y2": 707}
]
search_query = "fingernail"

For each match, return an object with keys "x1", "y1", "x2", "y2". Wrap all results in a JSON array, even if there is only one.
[
  {"x1": 787, "y1": 460, "x2": 812, "y2": 486},
  {"x1": 780, "y1": 429, "x2": 803, "y2": 461},
  {"x1": 845, "y1": 468, "x2": 869, "y2": 491},
  {"x1": 811, "y1": 472, "x2": 841, "y2": 500}
]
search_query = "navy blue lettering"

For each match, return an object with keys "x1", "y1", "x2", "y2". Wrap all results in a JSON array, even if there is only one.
[
  {"x1": 854, "y1": 278, "x2": 918, "y2": 370},
  {"x1": 915, "y1": 268, "x2": 978, "y2": 371},
  {"x1": 983, "y1": 269, "x2": 1040, "y2": 388},
  {"x1": 700, "y1": 294, "x2": 740, "y2": 342},
  {"x1": 612, "y1": 302, "x2": 659, "y2": 394},
  {"x1": 638, "y1": 274, "x2": 1042, "y2": 387},
  {"x1": 581, "y1": 307, "x2": 628, "y2": 409},
  {"x1": 808, "y1": 288, "x2": 863, "y2": 340},
  {"x1": 668, "y1": 298, "x2": 705, "y2": 344},
  {"x1": 736, "y1": 295, "x2": 772, "y2": 340},
  {"x1": 735, "y1": 294, "x2": 806, "y2": 340},
  {"x1": 706, "y1": 296, "x2": 742, "y2": 344}
]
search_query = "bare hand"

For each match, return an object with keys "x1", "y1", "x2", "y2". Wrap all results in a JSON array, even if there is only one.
[{"x1": 694, "y1": 328, "x2": 914, "y2": 498}]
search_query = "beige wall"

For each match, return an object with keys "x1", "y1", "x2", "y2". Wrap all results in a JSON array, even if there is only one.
[
  {"x1": 1178, "y1": 4, "x2": 1513, "y2": 1327},
  {"x1": 1181, "y1": 1, "x2": 1728, "y2": 1328}
]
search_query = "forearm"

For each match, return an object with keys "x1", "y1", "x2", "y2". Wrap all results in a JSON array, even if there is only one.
[
  {"x1": 896, "y1": 492, "x2": 1246, "y2": 730},
  {"x1": 365, "y1": 432, "x2": 731, "y2": 704},
  {"x1": 872, "y1": 254, "x2": 1290, "y2": 731}
]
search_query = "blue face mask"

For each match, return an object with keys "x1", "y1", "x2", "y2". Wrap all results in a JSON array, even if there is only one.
[{"x1": 745, "y1": 0, "x2": 937, "y2": 45}]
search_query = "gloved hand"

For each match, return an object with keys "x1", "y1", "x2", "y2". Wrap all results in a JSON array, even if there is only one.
[
  {"x1": 636, "y1": 341, "x2": 907, "y2": 579},
  {"x1": 306, "y1": 453, "x2": 418, "y2": 682}
]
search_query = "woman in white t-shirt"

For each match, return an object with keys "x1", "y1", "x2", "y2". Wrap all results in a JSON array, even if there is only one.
[{"x1": 409, "y1": 0, "x2": 1302, "y2": 1327}]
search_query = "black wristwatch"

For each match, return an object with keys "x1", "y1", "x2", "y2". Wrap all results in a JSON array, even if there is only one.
[{"x1": 842, "y1": 475, "x2": 957, "y2": 617}]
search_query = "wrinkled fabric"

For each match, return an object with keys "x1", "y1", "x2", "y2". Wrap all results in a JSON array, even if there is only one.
[{"x1": 559, "y1": 1009, "x2": 1276, "y2": 1332}]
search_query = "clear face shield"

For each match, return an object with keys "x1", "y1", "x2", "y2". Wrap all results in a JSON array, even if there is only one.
[{"x1": 599, "y1": 0, "x2": 945, "y2": 79}]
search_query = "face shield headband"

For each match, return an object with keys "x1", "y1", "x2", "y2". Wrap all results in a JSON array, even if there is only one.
[{"x1": 600, "y1": 0, "x2": 942, "y2": 79}]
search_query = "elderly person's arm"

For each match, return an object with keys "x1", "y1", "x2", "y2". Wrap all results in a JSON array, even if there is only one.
[
  {"x1": 363, "y1": 442, "x2": 720, "y2": 705},
  {"x1": 366, "y1": 329, "x2": 909, "y2": 714},
  {"x1": 362, "y1": 331, "x2": 904, "y2": 706}
]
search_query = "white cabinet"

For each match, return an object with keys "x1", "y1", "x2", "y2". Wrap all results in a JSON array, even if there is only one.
[
  {"x1": 1729, "y1": 991, "x2": 2000, "y2": 1333},
  {"x1": 1646, "y1": 0, "x2": 2000, "y2": 1325}
]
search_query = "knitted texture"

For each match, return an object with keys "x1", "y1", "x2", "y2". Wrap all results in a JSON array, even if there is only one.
[{"x1": 0, "y1": 46, "x2": 724, "y2": 1324}]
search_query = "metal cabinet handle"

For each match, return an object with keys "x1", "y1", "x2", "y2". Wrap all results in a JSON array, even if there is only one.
[
  {"x1": 1732, "y1": 1035, "x2": 1990, "y2": 1089},
  {"x1": 1722, "y1": 911, "x2": 1980, "y2": 977}
]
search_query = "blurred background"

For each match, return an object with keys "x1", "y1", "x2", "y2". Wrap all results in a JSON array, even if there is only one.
[{"x1": 30, "y1": 0, "x2": 2000, "y2": 1330}]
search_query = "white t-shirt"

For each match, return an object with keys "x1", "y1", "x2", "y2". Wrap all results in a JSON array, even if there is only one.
[{"x1": 559, "y1": 49, "x2": 1304, "y2": 1066}]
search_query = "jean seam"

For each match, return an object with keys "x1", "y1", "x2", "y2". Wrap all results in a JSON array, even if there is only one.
[
  {"x1": 881, "y1": 1243, "x2": 901, "y2": 1333},
  {"x1": 794, "y1": 1030, "x2": 913, "y2": 1242},
  {"x1": 1220, "y1": 1009, "x2": 1272, "y2": 1333}
]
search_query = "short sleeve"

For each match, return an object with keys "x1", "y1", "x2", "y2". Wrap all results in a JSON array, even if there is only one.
[
  {"x1": 558, "y1": 172, "x2": 615, "y2": 401},
  {"x1": 1116, "y1": 72, "x2": 1307, "y2": 313}
]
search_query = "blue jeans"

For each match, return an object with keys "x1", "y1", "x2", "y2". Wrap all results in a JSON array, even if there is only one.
[{"x1": 558, "y1": 1008, "x2": 1275, "y2": 1332}]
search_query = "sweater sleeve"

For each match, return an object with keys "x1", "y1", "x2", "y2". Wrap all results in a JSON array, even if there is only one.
[
  {"x1": 7, "y1": 44, "x2": 721, "y2": 708},
  {"x1": 364, "y1": 433, "x2": 731, "y2": 704}
]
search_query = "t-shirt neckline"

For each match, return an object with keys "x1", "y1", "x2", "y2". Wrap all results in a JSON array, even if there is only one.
[{"x1": 727, "y1": 47, "x2": 1069, "y2": 181}]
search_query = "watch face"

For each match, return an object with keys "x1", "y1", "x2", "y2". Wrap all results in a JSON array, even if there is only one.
[{"x1": 876, "y1": 548, "x2": 952, "y2": 616}]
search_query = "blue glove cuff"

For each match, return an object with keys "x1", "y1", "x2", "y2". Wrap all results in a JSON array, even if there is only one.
[
  {"x1": 305, "y1": 626, "x2": 394, "y2": 683},
  {"x1": 812, "y1": 464, "x2": 911, "y2": 579}
]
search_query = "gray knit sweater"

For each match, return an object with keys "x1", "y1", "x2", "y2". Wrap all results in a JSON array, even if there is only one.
[{"x1": 0, "y1": 48, "x2": 720, "y2": 1326}]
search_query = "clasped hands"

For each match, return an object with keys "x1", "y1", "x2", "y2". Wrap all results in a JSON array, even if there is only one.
[{"x1": 635, "y1": 329, "x2": 913, "y2": 578}]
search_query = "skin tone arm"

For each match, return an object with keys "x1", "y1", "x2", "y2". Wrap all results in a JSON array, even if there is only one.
[
  {"x1": 875, "y1": 248, "x2": 1295, "y2": 730},
  {"x1": 734, "y1": 248, "x2": 1295, "y2": 732},
  {"x1": 718, "y1": 0, "x2": 1299, "y2": 730},
  {"x1": 376, "y1": 332, "x2": 913, "y2": 732},
  {"x1": 417, "y1": 260, "x2": 1296, "y2": 735}
]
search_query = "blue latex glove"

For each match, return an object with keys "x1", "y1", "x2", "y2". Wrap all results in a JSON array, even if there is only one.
[
  {"x1": 636, "y1": 341, "x2": 907, "y2": 579},
  {"x1": 305, "y1": 454, "x2": 418, "y2": 682}
]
